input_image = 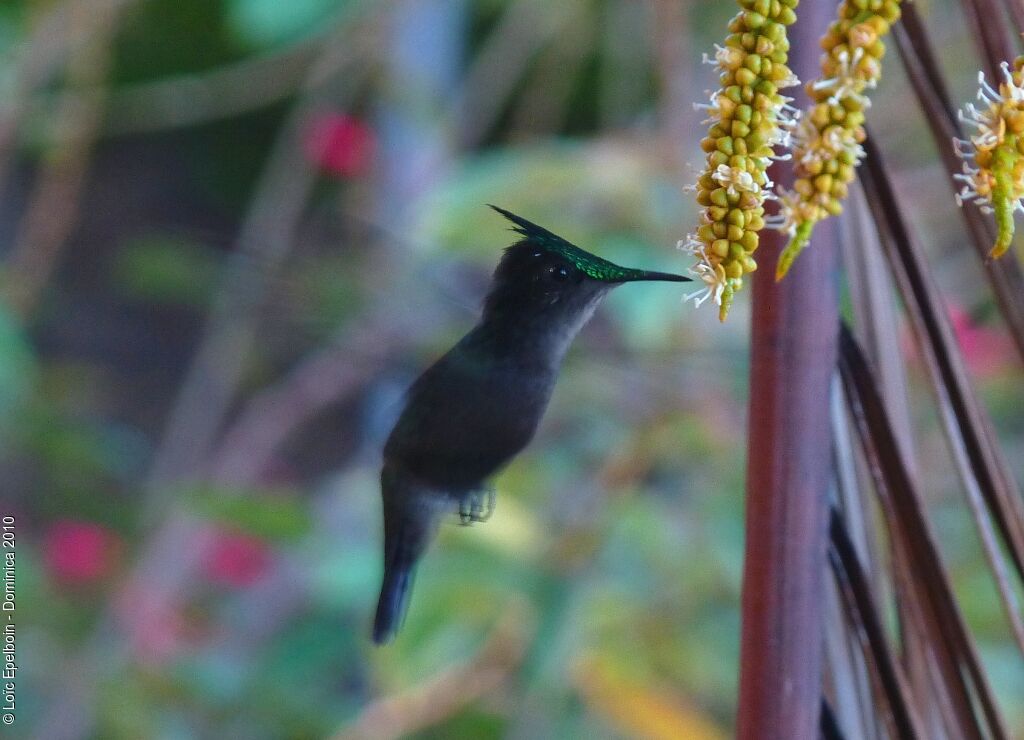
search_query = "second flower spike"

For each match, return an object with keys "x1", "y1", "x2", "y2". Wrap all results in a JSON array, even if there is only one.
[{"x1": 771, "y1": 0, "x2": 902, "y2": 280}]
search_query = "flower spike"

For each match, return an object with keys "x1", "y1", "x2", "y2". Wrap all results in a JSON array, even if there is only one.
[
  {"x1": 953, "y1": 57, "x2": 1024, "y2": 259},
  {"x1": 771, "y1": 0, "x2": 902, "y2": 280},
  {"x1": 682, "y1": 0, "x2": 800, "y2": 321}
]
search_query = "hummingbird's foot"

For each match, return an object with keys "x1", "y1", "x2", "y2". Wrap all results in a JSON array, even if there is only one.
[{"x1": 458, "y1": 488, "x2": 496, "y2": 524}]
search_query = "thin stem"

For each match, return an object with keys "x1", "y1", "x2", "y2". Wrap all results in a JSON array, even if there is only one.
[
  {"x1": 839, "y1": 325, "x2": 1009, "y2": 740},
  {"x1": 860, "y1": 134, "x2": 1024, "y2": 654}
]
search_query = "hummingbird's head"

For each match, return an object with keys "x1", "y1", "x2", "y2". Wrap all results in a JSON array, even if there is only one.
[{"x1": 482, "y1": 206, "x2": 689, "y2": 322}]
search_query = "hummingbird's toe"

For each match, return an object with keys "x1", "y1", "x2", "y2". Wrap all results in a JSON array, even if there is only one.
[
  {"x1": 458, "y1": 496, "x2": 474, "y2": 524},
  {"x1": 457, "y1": 489, "x2": 497, "y2": 524}
]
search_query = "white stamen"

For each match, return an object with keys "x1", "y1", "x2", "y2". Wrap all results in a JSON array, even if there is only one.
[
  {"x1": 812, "y1": 47, "x2": 873, "y2": 106},
  {"x1": 977, "y1": 71, "x2": 1002, "y2": 104},
  {"x1": 711, "y1": 164, "x2": 759, "y2": 197},
  {"x1": 684, "y1": 251, "x2": 726, "y2": 308}
]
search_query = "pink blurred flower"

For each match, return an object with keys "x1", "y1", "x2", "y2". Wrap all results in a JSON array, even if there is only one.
[
  {"x1": 948, "y1": 303, "x2": 1014, "y2": 378},
  {"x1": 119, "y1": 595, "x2": 188, "y2": 664},
  {"x1": 44, "y1": 519, "x2": 119, "y2": 585},
  {"x1": 303, "y1": 112, "x2": 375, "y2": 177},
  {"x1": 203, "y1": 530, "x2": 272, "y2": 587}
]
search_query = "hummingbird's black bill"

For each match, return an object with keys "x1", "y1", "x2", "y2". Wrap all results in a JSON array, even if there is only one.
[{"x1": 608, "y1": 268, "x2": 691, "y2": 283}]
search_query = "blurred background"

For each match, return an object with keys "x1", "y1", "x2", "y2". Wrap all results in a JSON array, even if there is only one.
[{"x1": 1, "y1": 0, "x2": 1022, "y2": 737}]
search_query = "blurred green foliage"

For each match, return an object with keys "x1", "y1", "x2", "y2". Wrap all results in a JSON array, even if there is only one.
[
  {"x1": 113, "y1": 235, "x2": 221, "y2": 308},
  {"x1": 183, "y1": 486, "x2": 310, "y2": 543}
]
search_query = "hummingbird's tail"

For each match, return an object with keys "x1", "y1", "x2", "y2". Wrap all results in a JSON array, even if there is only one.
[
  {"x1": 373, "y1": 468, "x2": 442, "y2": 644},
  {"x1": 373, "y1": 551, "x2": 415, "y2": 644}
]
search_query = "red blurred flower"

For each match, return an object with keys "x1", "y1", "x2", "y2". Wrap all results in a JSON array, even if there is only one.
[
  {"x1": 303, "y1": 112, "x2": 375, "y2": 177},
  {"x1": 203, "y1": 530, "x2": 272, "y2": 587},
  {"x1": 44, "y1": 519, "x2": 119, "y2": 585},
  {"x1": 948, "y1": 304, "x2": 1014, "y2": 378}
]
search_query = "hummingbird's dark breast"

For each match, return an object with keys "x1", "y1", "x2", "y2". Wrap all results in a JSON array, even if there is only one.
[{"x1": 383, "y1": 338, "x2": 555, "y2": 493}]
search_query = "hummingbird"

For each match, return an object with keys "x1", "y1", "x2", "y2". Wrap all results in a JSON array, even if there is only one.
[{"x1": 373, "y1": 205, "x2": 689, "y2": 643}]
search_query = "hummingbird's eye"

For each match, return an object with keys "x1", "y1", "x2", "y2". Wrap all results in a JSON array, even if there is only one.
[{"x1": 546, "y1": 264, "x2": 572, "y2": 282}]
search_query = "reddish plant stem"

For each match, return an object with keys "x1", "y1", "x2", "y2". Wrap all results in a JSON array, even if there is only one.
[
  {"x1": 736, "y1": 5, "x2": 836, "y2": 738},
  {"x1": 959, "y1": 0, "x2": 1016, "y2": 81},
  {"x1": 1005, "y1": 0, "x2": 1024, "y2": 39},
  {"x1": 738, "y1": 222, "x2": 838, "y2": 739}
]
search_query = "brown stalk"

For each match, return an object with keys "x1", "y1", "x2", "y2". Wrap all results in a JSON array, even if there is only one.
[
  {"x1": 737, "y1": 6, "x2": 836, "y2": 738},
  {"x1": 828, "y1": 381, "x2": 890, "y2": 740},
  {"x1": 893, "y1": 6, "x2": 1024, "y2": 364},
  {"x1": 823, "y1": 566, "x2": 879, "y2": 740},
  {"x1": 958, "y1": 0, "x2": 1016, "y2": 81},
  {"x1": 889, "y1": 542, "x2": 973, "y2": 739},
  {"x1": 838, "y1": 183, "x2": 956, "y2": 736},
  {"x1": 2, "y1": 3, "x2": 118, "y2": 317},
  {"x1": 839, "y1": 324, "x2": 1009, "y2": 739},
  {"x1": 859, "y1": 135, "x2": 1024, "y2": 655},
  {"x1": 829, "y1": 509, "x2": 927, "y2": 739},
  {"x1": 841, "y1": 185, "x2": 916, "y2": 472},
  {"x1": 833, "y1": 372, "x2": 961, "y2": 738},
  {"x1": 1004, "y1": 0, "x2": 1024, "y2": 38}
]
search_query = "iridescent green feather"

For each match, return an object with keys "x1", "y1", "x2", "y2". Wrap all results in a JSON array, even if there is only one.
[{"x1": 489, "y1": 205, "x2": 685, "y2": 283}]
